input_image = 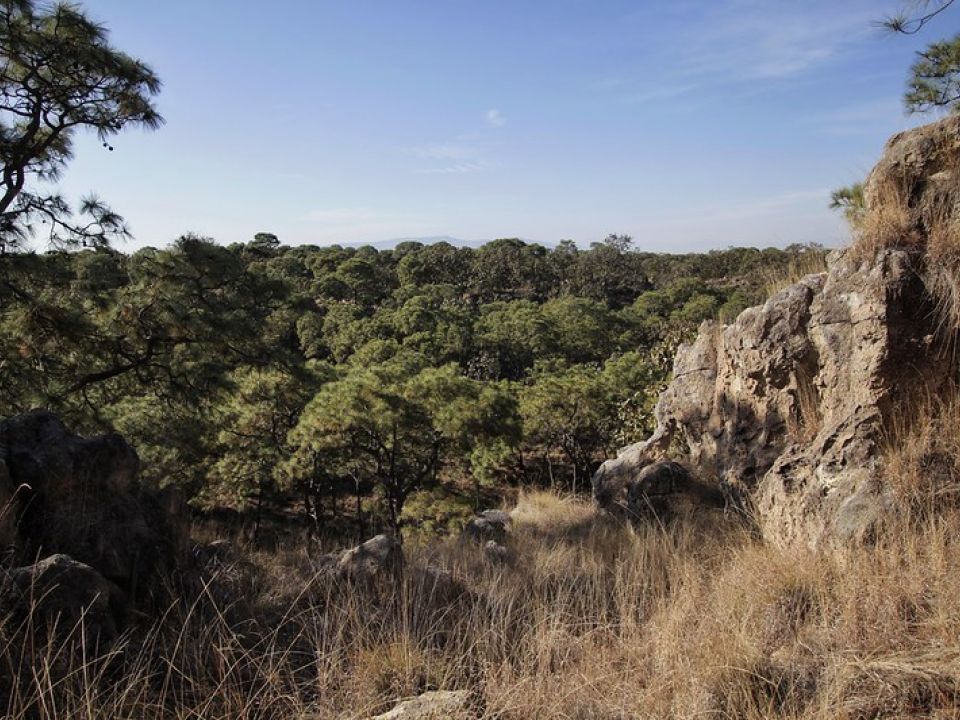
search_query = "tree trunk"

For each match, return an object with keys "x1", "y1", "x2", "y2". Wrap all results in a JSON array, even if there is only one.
[{"x1": 354, "y1": 475, "x2": 365, "y2": 540}]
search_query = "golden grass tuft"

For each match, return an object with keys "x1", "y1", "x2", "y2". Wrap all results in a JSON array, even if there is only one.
[
  {"x1": 849, "y1": 132, "x2": 960, "y2": 263},
  {"x1": 850, "y1": 176, "x2": 921, "y2": 258},
  {"x1": 883, "y1": 387, "x2": 960, "y2": 523},
  {"x1": 786, "y1": 367, "x2": 822, "y2": 444}
]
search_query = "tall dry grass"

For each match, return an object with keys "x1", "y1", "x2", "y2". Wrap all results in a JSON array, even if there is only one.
[
  {"x1": 849, "y1": 176, "x2": 921, "y2": 258},
  {"x1": 3, "y1": 482, "x2": 960, "y2": 719},
  {"x1": 760, "y1": 251, "x2": 829, "y2": 299}
]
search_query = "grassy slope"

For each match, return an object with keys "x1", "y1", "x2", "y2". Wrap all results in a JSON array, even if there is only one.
[{"x1": 5, "y1": 407, "x2": 960, "y2": 720}]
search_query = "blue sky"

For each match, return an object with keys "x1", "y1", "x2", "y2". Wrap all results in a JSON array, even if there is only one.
[{"x1": 58, "y1": 0, "x2": 960, "y2": 252}]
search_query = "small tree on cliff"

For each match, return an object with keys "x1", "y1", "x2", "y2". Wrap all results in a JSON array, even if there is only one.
[{"x1": 0, "y1": 0, "x2": 162, "y2": 252}]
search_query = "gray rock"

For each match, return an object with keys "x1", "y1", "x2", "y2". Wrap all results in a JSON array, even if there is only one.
[
  {"x1": 333, "y1": 534, "x2": 403, "y2": 582},
  {"x1": 625, "y1": 461, "x2": 724, "y2": 522},
  {"x1": 462, "y1": 509, "x2": 511, "y2": 544},
  {"x1": 3, "y1": 554, "x2": 124, "y2": 644},
  {"x1": 594, "y1": 243, "x2": 949, "y2": 547},
  {"x1": 0, "y1": 411, "x2": 189, "y2": 593},
  {"x1": 864, "y1": 113, "x2": 960, "y2": 246},
  {"x1": 368, "y1": 690, "x2": 472, "y2": 719}
]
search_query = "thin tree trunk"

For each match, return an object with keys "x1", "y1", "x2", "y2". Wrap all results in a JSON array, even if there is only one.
[{"x1": 354, "y1": 475, "x2": 365, "y2": 540}]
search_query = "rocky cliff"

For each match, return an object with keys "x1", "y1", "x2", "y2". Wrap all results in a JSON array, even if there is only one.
[{"x1": 594, "y1": 116, "x2": 960, "y2": 548}]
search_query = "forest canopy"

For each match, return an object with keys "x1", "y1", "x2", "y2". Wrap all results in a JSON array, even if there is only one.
[{"x1": 0, "y1": 235, "x2": 826, "y2": 535}]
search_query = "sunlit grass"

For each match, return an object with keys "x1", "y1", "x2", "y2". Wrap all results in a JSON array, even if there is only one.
[{"x1": 3, "y1": 481, "x2": 960, "y2": 718}]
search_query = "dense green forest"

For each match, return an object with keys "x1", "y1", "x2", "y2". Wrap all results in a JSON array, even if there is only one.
[{"x1": 0, "y1": 235, "x2": 825, "y2": 536}]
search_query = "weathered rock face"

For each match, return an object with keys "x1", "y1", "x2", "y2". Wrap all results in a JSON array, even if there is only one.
[
  {"x1": 0, "y1": 411, "x2": 187, "y2": 593},
  {"x1": 594, "y1": 247, "x2": 949, "y2": 547}
]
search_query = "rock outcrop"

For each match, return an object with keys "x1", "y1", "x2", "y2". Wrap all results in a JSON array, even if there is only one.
[
  {"x1": 863, "y1": 113, "x2": 960, "y2": 249},
  {"x1": 594, "y1": 246, "x2": 949, "y2": 547},
  {"x1": 0, "y1": 410, "x2": 188, "y2": 595}
]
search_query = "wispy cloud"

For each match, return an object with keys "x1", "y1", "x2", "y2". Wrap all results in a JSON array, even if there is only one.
[
  {"x1": 599, "y1": 1, "x2": 878, "y2": 104},
  {"x1": 485, "y1": 109, "x2": 506, "y2": 127},
  {"x1": 408, "y1": 135, "x2": 497, "y2": 175},
  {"x1": 417, "y1": 161, "x2": 490, "y2": 175},
  {"x1": 676, "y1": 2, "x2": 875, "y2": 81},
  {"x1": 413, "y1": 143, "x2": 482, "y2": 162}
]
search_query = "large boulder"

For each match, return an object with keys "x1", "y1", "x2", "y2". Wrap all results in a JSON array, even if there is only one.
[
  {"x1": 594, "y1": 246, "x2": 949, "y2": 547},
  {"x1": 863, "y1": 113, "x2": 960, "y2": 251},
  {"x1": 2, "y1": 554, "x2": 124, "y2": 645},
  {"x1": 626, "y1": 461, "x2": 724, "y2": 522},
  {"x1": 0, "y1": 411, "x2": 187, "y2": 594}
]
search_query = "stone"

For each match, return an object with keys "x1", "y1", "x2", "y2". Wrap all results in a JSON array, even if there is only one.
[
  {"x1": 863, "y1": 113, "x2": 960, "y2": 248},
  {"x1": 368, "y1": 690, "x2": 472, "y2": 719},
  {"x1": 0, "y1": 410, "x2": 188, "y2": 594},
  {"x1": 334, "y1": 534, "x2": 403, "y2": 582},
  {"x1": 625, "y1": 461, "x2": 724, "y2": 522},
  {"x1": 594, "y1": 245, "x2": 949, "y2": 547},
  {"x1": 462, "y1": 509, "x2": 511, "y2": 544},
  {"x1": 3, "y1": 554, "x2": 124, "y2": 644}
]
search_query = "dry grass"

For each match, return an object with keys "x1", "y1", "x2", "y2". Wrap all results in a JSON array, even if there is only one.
[
  {"x1": 761, "y1": 251, "x2": 829, "y2": 299},
  {"x1": 883, "y1": 387, "x2": 960, "y2": 524},
  {"x1": 922, "y1": 255, "x2": 960, "y2": 348},
  {"x1": 850, "y1": 132, "x2": 960, "y2": 262},
  {"x1": 850, "y1": 176, "x2": 920, "y2": 258},
  {"x1": 786, "y1": 367, "x2": 822, "y2": 445},
  {"x1": 2, "y1": 483, "x2": 960, "y2": 719}
]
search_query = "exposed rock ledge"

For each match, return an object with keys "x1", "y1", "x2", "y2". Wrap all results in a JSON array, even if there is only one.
[{"x1": 594, "y1": 248, "x2": 949, "y2": 547}]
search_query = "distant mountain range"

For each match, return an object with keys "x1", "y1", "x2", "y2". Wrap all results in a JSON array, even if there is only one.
[{"x1": 338, "y1": 236, "x2": 550, "y2": 250}]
